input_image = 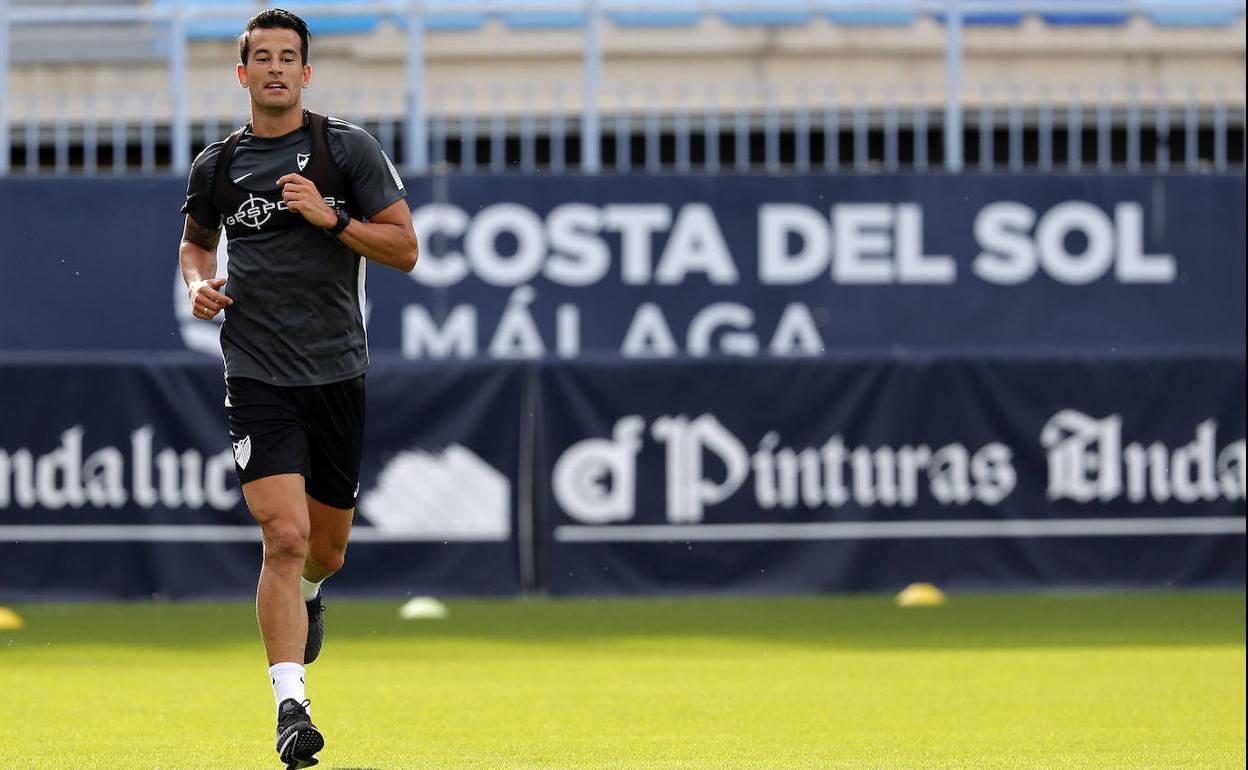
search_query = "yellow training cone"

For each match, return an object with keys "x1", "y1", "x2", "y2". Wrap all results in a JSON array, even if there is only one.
[
  {"x1": 0, "y1": 607, "x2": 25, "y2": 630},
  {"x1": 896, "y1": 583, "x2": 946, "y2": 607}
]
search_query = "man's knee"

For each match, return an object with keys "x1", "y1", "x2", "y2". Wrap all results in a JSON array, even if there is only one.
[
  {"x1": 244, "y1": 474, "x2": 310, "y2": 566},
  {"x1": 262, "y1": 518, "x2": 309, "y2": 565}
]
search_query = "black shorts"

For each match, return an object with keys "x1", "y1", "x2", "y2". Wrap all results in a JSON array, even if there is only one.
[{"x1": 225, "y1": 375, "x2": 366, "y2": 510}]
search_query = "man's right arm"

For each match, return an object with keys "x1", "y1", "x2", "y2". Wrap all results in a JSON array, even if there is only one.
[
  {"x1": 180, "y1": 142, "x2": 233, "y2": 320},
  {"x1": 180, "y1": 215, "x2": 232, "y2": 320}
]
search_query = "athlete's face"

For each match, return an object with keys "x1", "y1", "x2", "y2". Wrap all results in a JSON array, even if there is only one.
[{"x1": 237, "y1": 27, "x2": 310, "y2": 114}]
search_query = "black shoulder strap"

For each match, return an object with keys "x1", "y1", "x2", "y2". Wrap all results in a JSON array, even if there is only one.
[
  {"x1": 308, "y1": 111, "x2": 329, "y2": 156},
  {"x1": 210, "y1": 124, "x2": 249, "y2": 212},
  {"x1": 306, "y1": 111, "x2": 358, "y2": 215},
  {"x1": 307, "y1": 111, "x2": 342, "y2": 176}
]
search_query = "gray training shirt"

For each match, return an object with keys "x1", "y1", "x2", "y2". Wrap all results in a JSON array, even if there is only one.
[{"x1": 181, "y1": 116, "x2": 407, "y2": 386}]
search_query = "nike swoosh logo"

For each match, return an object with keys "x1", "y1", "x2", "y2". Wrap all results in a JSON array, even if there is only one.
[{"x1": 233, "y1": 172, "x2": 253, "y2": 183}]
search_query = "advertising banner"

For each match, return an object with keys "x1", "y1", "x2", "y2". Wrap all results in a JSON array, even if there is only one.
[
  {"x1": 537, "y1": 355, "x2": 1246, "y2": 594},
  {"x1": 2, "y1": 174, "x2": 1243, "y2": 357},
  {"x1": 2, "y1": 353, "x2": 1243, "y2": 598},
  {"x1": 0, "y1": 357, "x2": 524, "y2": 599},
  {"x1": 1, "y1": 171, "x2": 1244, "y2": 597}
]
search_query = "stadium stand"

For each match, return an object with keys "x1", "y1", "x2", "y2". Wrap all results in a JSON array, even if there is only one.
[{"x1": 1, "y1": 0, "x2": 1244, "y2": 174}]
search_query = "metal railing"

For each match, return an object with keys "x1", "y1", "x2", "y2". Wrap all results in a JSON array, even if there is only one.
[
  {"x1": 5, "y1": 80, "x2": 1244, "y2": 174},
  {"x1": 1, "y1": 0, "x2": 1246, "y2": 176}
]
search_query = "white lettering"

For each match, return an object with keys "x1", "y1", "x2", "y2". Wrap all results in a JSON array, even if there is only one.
[
  {"x1": 1042, "y1": 411, "x2": 1238, "y2": 504},
  {"x1": 768, "y1": 303, "x2": 825, "y2": 356},
  {"x1": 466, "y1": 204, "x2": 546, "y2": 286},
  {"x1": 973, "y1": 202, "x2": 1039, "y2": 284},
  {"x1": 131, "y1": 426, "x2": 158, "y2": 508},
  {"x1": 1124, "y1": 442, "x2": 1171, "y2": 503},
  {"x1": 34, "y1": 427, "x2": 86, "y2": 510},
  {"x1": 929, "y1": 444, "x2": 972, "y2": 505},
  {"x1": 553, "y1": 416, "x2": 645, "y2": 524},
  {"x1": 971, "y1": 443, "x2": 1016, "y2": 505},
  {"x1": 655, "y1": 204, "x2": 738, "y2": 285},
  {"x1": 1041, "y1": 410, "x2": 1122, "y2": 502},
  {"x1": 1, "y1": 426, "x2": 239, "y2": 511},
  {"x1": 895, "y1": 204, "x2": 955, "y2": 283},
  {"x1": 556, "y1": 304, "x2": 580, "y2": 358},
  {"x1": 687, "y1": 303, "x2": 756, "y2": 357},
  {"x1": 759, "y1": 204, "x2": 829, "y2": 285},
  {"x1": 1218, "y1": 441, "x2": 1246, "y2": 500},
  {"x1": 604, "y1": 205, "x2": 671, "y2": 285},
  {"x1": 752, "y1": 433, "x2": 782, "y2": 510},
  {"x1": 205, "y1": 450, "x2": 240, "y2": 510},
  {"x1": 652, "y1": 414, "x2": 749, "y2": 523},
  {"x1": 545, "y1": 204, "x2": 610, "y2": 286},
  {"x1": 83, "y1": 447, "x2": 126, "y2": 508},
  {"x1": 833, "y1": 204, "x2": 894, "y2": 283},
  {"x1": 402, "y1": 305, "x2": 477, "y2": 359},
  {"x1": 821, "y1": 436, "x2": 850, "y2": 507},
  {"x1": 1169, "y1": 420, "x2": 1220, "y2": 503},
  {"x1": 1114, "y1": 202, "x2": 1176, "y2": 282},
  {"x1": 409, "y1": 204, "x2": 469, "y2": 287},
  {"x1": 1035, "y1": 202, "x2": 1116, "y2": 285},
  {"x1": 621, "y1": 303, "x2": 678, "y2": 358},
  {"x1": 156, "y1": 448, "x2": 183, "y2": 508},
  {"x1": 488, "y1": 286, "x2": 545, "y2": 358},
  {"x1": 180, "y1": 453, "x2": 204, "y2": 509},
  {"x1": 0, "y1": 448, "x2": 35, "y2": 508}
]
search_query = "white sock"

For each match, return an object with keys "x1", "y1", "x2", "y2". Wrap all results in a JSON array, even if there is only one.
[
  {"x1": 300, "y1": 577, "x2": 322, "y2": 602},
  {"x1": 269, "y1": 662, "x2": 306, "y2": 710}
]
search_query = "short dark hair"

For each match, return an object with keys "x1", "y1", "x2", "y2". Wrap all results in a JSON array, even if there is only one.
[{"x1": 239, "y1": 8, "x2": 310, "y2": 65}]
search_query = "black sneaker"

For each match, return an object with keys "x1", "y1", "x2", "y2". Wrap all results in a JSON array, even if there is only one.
[
  {"x1": 304, "y1": 593, "x2": 324, "y2": 665},
  {"x1": 276, "y1": 698, "x2": 324, "y2": 769}
]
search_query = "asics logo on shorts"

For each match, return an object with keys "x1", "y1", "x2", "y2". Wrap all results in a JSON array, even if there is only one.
[{"x1": 233, "y1": 435, "x2": 253, "y2": 469}]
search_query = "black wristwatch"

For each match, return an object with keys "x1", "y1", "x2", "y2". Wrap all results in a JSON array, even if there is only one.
[{"x1": 325, "y1": 207, "x2": 351, "y2": 236}]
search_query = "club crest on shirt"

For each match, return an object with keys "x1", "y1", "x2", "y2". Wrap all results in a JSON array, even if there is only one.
[
  {"x1": 296, "y1": 153, "x2": 309, "y2": 171},
  {"x1": 233, "y1": 435, "x2": 252, "y2": 469}
]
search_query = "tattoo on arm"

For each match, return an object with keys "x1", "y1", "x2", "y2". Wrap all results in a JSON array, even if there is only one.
[{"x1": 183, "y1": 216, "x2": 222, "y2": 251}]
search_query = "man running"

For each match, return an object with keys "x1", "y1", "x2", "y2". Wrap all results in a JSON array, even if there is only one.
[{"x1": 177, "y1": 8, "x2": 418, "y2": 768}]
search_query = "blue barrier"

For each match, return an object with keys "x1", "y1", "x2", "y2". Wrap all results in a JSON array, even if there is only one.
[
  {"x1": 1, "y1": 174, "x2": 1243, "y2": 357},
  {"x1": 825, "y1": 10, "x2": 917, "y2": 26},
  {"x1": 1, "y1": 353, "x2": 1243, "y2": 598},
  {"x1": 1, "y1": 172, "x2": 1243, "y2": 598},
  {"x1": 1141, "y1": 0, "x2": 1241, "y2": 26},
  {"x1": 537, "y1": 353, "x2": 1245, "y2": 594},
  {"x1": 146, "y1": 1, "x2": 1244, "y2": 36},
  {"x1": 606, "y1": 11, "x2": 701, "y2": 28},
  {"x1": 0, "y1": 356, "x2": 524, "y2": 599}
]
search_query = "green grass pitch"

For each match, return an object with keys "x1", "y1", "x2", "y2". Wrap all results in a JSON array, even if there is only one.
[{"x1": 1, "y1": 591, "x2": 1243, "y2": 769}]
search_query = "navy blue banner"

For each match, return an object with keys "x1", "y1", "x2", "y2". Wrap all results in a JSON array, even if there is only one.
[
  {"x1": 1, "y1": 175, "x2": 1243, "y2": 356},
  {"x1": 0, "y1": 356, "x2": 524, "y2": 599},
  {"x1": 2, "y1": 353, "x2": 1244, "y2": 598},
  {"x1": 537, "y1": 354, "x2": 1247, "y2": 594}
]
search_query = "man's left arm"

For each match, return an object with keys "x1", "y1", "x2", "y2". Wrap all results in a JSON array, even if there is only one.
[{"x1": 278, "y1": 173, "x2": 418, "y2": 273}]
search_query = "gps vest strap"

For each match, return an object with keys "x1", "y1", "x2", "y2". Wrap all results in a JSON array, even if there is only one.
[{"x1": 211, "y1": 110, "x2": 357, "y2": 239}]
